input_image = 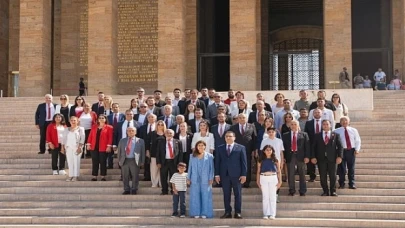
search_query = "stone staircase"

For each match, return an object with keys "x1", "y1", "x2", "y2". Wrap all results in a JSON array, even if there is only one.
[{"x1": 0, "y1": 91, "x2": 404, "y2": 227}]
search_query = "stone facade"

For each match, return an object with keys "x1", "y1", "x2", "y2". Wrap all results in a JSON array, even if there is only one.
[
  {"x1": 393, "y1": 0, "x2": 405, "y2": 81},
  {"x1": 8, "y1": 0, "x2": 19, "y2": 96},
  {"x1": 0, "y1": 0, "x2": 9, "y2": 96}
]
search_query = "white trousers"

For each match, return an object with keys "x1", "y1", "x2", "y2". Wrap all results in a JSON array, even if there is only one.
[
  {"x1": 66, "y1": 147, "x2": 81, "y2": 177},
  {"x1": 260, "y1": 175, "x2": 278, "y2": 217},
  {"x1": 150, "y1": 157, "x2": 161, "y2": 187}
]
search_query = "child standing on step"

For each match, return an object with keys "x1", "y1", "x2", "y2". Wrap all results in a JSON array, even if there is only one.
[{"x1": 170, "y1": 162, "x2": 188, "y2": 218}]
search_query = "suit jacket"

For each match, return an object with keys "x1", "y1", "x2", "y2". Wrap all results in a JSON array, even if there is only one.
[
  {"x1": 137, "y1": 124, "x2": 149, "y2": 140},
  {"x1": 209, "y1": 116, "x2": 233, "y2": 126},
  {"x1": 69, "y1": 105, "x2": 84, "y2": 118},
  {"x1": 174, "y1": 132, "x2": 193, "y2": 155},
  {"x1": 148, "y1": 106, "x2": 162, "y2": 118},
  {"x1": 230, "y1": 123, "x2": 257, "y2": 154},
  {"x1": 309, "y1": 100, "x2": 336, "y2": 111},
  {"x1": 155, "y1": 100, "x2": 166, "y2": 107},
  {"x1": 177, "y1": 99, "x2": 188, "y2": 115},
  {"x1": 188, "y1": 118, "x2": 210, "y2": 133},
  {"x1": 214, "y1": 143, "x2": 247, "y2": 178},
  {"x1": 117, "y1": 137, "x2": 145, "y2": 167},
  {"x1": 156, "y1": 139, "x2": 183, "y2": 166},
  {"x1": 198, "y1": 96, "x2": 210, "y2": 107},
  {"x1": 211, "y1": 123, "x2": 231, "y2": 149},
  {"x1": 160, "y1": 105, "x2": 180, "y2": 116},
  {"x1": 134, "y1": 113, "x2": 150, "y2": 125},
  {"x1": 158, "y1": 115, "x2": 176, "y2": 128},
  {"x1": 248, "y1": 111, "x2": 272, "y2": 124},
  {"x1": 108, "y1": 113, "x2": 125, "y2": 126},
  {"x1": 113, "y1": 121, "x2": 142, "y2": 147},
  {"x1": 35, "y1": 103, "x2": 57, "y2": 126},
  {"x1": 312, "y1": 132, "x2": 343, "y2": 163},
  {"x1": 206, "y1": 103, "x2": 230, "y2": 120},
  {"x1": 304, "y1": 119, "x2": 322, "y2": 145},
  {"x1": 186, "y1": 100, "x2": 207, "y2": 118},
  {"x1": 252, "y1": 103, "x2": 272, "y2": 112},
  {"x1": 91, "y1": 102, "x2": 105, "y2": 116},
  {"x1": 87, "y1": 124, "x2": 114, "y2": 151},
  {"x1": 188, "y1": 152, "x2": 214, "y2": 183},
  {"x1": 282, "y1": 131, "x2": 310, "y2": 163}
]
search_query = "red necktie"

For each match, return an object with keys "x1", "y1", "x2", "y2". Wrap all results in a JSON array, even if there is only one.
[
  {"x1": 227, "y1": 145, "x2": 231, "y2": 156},
  {"x1": 316, "y1": 120, "x2": 320, "y2": 134},
  {"x1": 113, "y1": 114, "x2": 118, "y2": 126},
  {"x1": 126, "y1": 138, "x2": 132, "y2": 155},
  {"x1": 292, "y1": 132, "x2": 297, "y2": 151},
  {"x1": 324, "y1": 133, "x2": 329, "y2": 145},
  {"x1": 219, "y1": 124, "x2": 223, "y2": 137},
  {"x1": 168, "y1": 141, "x2": 174, "y2": 159},
  {"x1": 344, "y1": 128, "x2": 352, "y2": 149},
  {"x1": 47, "y1": 104, "x2": 51, "y2": 119}
]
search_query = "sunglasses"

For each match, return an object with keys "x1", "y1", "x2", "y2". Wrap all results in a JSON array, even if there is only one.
[
  {"x1": 140, "y1": 106, "x2": 147, "y2": 108},
  {"x1": 60, "y1": 98, "x2": 67, "y2": 100},
  {"x1": 157, "y1": 123, "x2": 164, "y2": 126},
  {"x1": 76, "y1": 98, "x2": 83, "y2": 101}
]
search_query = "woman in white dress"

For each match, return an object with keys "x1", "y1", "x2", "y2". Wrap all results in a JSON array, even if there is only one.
[
  {"x1": 62, "y1": 116, "x2": 85, "y2": 181},
  {"x1": 191, "y1": 121, "x2": 215, "y2": 154}
]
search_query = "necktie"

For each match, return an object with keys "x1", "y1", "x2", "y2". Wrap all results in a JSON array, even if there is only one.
[
  {"x1": 316, "y1": 120, "x2": 320, "y2": 134},
  {"x1": 344, "y1": 128, "x2": 352, "y2": 149},
  {"x1": 219, "y1": 124, "x2": 223, "y2": 137},
  {"x1": 241, "y1": 125, "x2": 245, "y2": 135},
  {"x1": 127, "y1": 121, "x2": 130, "y2": 128},
  {"x1": 148, "y1": 124, "x2": 152, "y2": 134},
  {"x1": 227, "y1": 145, "x2": 231, "y2": 156},
  {"x1": 165, "y1": 116, "x2": 169, "y2": 127},
  {"x1": 126, "y1": 138, "x2": 132, "y2": 155},
  {"x1": 113, "y1": 114, "x2": 118, "y2": 126},
  {"x1": 177, "y1": 126, "x2": 180, "y2": 134},
  {"x1": 168, "y1": 141, "x2": 174, "y2": 159},
  {"x1": 47, "y1": 104, "x2": 51, "y2": 119},
  {"x1": 292, "y1": 132, "x2": 297, "y2": 151},
  {"x1": 324, "y1": 133, "x2": 329, "y2": 145}
]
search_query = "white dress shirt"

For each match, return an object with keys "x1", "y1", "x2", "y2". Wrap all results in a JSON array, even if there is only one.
[
  {"x1": 45, "y1": 103, "x2": 55, "y2": 121},
  {"x1": 121, "y1": 120, "x2": 135, "y2": 139},
  {"x1": 308, "y1": 108, "x2": 335, "y2": 130},
  {"x1": 172, "y1": 98, "x2": 180, "y2": 107},
  {"x1": 147, "y1": 123, "x2": 156, "y2": 134},
  {"x1": 165, "y1": 139, "x2": 175, "y2": 159},
  {"x1": 323, "y1": 131, "x2": 331, "y2": 142},
  {"x1": 239, "y1": 123, "x2": 247, "y2": 135},
  {"x1": 334, "y1": 127, "x2": 361, "y2": 151},
  {"x1": 217, "y1": 123, "x2": 226, "y2": 136},
  {"x1": 226, "y1": 143, "x2": 235, "y2": 153},
  {"x1": 138, "y1": 113, "x2": 147, "y2": 125}
]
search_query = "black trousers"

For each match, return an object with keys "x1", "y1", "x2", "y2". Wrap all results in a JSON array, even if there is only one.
[
  {"x1": 307, "y1": 162, "x2": 316, "y2": 180},
  {"x1": 83, "y1": 129, "x2": 91, "y2": 157},
  {"x1": 160, "y1": 159, "x2": 176, "y2": 194},
  {"x1": 91, "y1": 150, "x2": 107, "y2": 176},
  {"x1": 51, "y1": 144, "x2": 66, "y2": 170},
  {"x1": 39, "y1": 121, "x2": 51, "y2": 153},
  {"x1": 143, "y1": 157, "x2": 151, "y2": 179},
  {"x1": 107, "y1": 152, "x2": 114, "y2": 168},
  {"x1": 318, "y1": 159, "x2": 337, "y2": 194},
  {"x1": 245, "y1": 151, "x2": 252, "y2": 187}
]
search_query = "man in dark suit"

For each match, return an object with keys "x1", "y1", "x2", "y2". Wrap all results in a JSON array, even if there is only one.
[
  {"x1": 311, "y1": 120, "x2": 343, "y2": 196},
  {"x1": 133, "y1": 103, "x2": 149, "y2": 126},
  {"x1": 304, "y1": 108, "x2": 323, "y2": 182},
  {"x1": 113, "y1": 110, "x2": 141, "y2": 149},
  {"x1": 248, "y1": 100, "x2": 271, "y2": 123},
  {"x1": 91, "y1": 92, "x2": 105, "y2": 116},
  {"x1": 215, "y1": 131, "x2": 247, "y2": 219},
  {"x1": 107, "y1": 103, "x2": 125, "y2": 128},
  {"x1": 178, "y1": 89, "x2": 191, "y2": 114},
  {"x1": 170, "y1": 115, "x2": 185, "y2": 134},
  {"x1": 198, "y1": 87, "x2": 210, "y2": 107},
  {"x1": 137, "y1": 114, "x2": 157, "y2": 181},
  {"x1": 209, "y1": 104, "x2": 232, "y2": 126},
  {"x1": 158, "y1": 105, "x2": 176, "y2": 128},
  {"x1": 187, "y1": 108, "x2": 208, "y2": 133},
  {"x1": 146, "y1": 96, "x2": 162, "y2": 118},
  {"x1": 153, "y1": 90, "x2": 166, "y2": 107},
  {"x1": 206, "y1": 93, "x2": 230, "y2": 120},
  {"x1": 282, "y1": 120, "x2": 310, "y2": 196},
  {"x1": 187, "y1": 89, "x2": 207, "y2": 118},
  {"x1": 230, "y1": 113, "x2": 256, "y2": 188},
  {"x1": 211, "y1": 113, "x2": 231, "y2": 151},
  {"x1": 156, "y1": 129, "x2": 183, "y2": 195},
  {"x1": 35, "y1": 94, "x2": 57, "y2": 154},
  {"x1": 309, "y1": 90, "x2": 336, "y2": 111}
]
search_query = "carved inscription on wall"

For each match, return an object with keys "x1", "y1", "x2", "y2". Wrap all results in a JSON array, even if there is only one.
[
  {"x1": 79, "y1": 0, "x2": 88, "y2": 82},
  {"x1": 117, "y1": 0, "x2": 158, "y2": 93}
]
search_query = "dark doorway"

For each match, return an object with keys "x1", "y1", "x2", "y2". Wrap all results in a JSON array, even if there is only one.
[
  {"x1": 352, "y1": 0, "x2": 392, "y2": 81},
  {"x1": 197, "y1": 0, "x2": 230, "y2": 91}
]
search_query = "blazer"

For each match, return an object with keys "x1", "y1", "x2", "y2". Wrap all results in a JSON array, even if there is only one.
[
  {"x1": 117, "y1": 137, "x2": 146, "y2": 167},
  {"x1": 62, "y1": 126, "x2": 86, "y2": 148},
  {"x1": 230, "y1": 123, "x2": 257, "y2": 153},
  {"x1": 209, "y1": 116, "x2": 233, "y2": 126},
  {"x1": 198, "y1": 96, "x2": 210, "y2": 107},
  {"x1": 146, "y1": 131, "x2": 166, "y2": 157},
  {"x1": 177, "y1": 99, "x2": 188, "y2": 115},
  {"x1": 148, "y1": 106, "x2": 162, "y2": 118},
  {"x1": 312, "y1": 132, "x2": 343, "y2": 163},
  {"x1": 187, "y1": 152, "x2": 214, "y2": 183},
  {"x1": 282, "y1": 131, "x2": 310, "y2": 163},
  {"x1": 137, "y1": 124, "x2": 149, "y2": 140},
  {"x1": 156, "y1": 139, "x2": 183, "y2": 166},
  {"x1": 309, "y1": 100, "x2": 336, "y2": 111},
  {"x1": 158, "y1": 115, "x2": 176, "y2": 128},
  {"x1": 134, "y1": 113, "x2": 150, "y2": 125},
  {"x1": 206, "y1": 103, "x2": 230, "y2": 120},
  {"x1": 91, "y1": 102, "x2": 105, "y2": 116},
  {"x1": 211, "y1": 123, "x2": 231, "y2": 149},
  {"x1": 160, "y1": 105, "x2": 180, "y2": 116},
  {"x1": 107, "y1": 113, "x2": 125, "y2": 126},
  {"x1": 155, "y1": 100, "x2": 166, "y2": 108},
  {"x1": 112, "y1": 120, "x2": 142, "y2": 147},
  {"x1": 304, "y1": 119, "x2": 322, "y2": 144},
  {"x1": 248, "y1": 111, "x2": 272, "y2": 124},
  {"x1": 191, "y1": 132, "x2": 215, "y2": 153},
  {"x1": 252, "y1": 103, "x2": 272, "y2": 112},
  {"x1": 69, "y1": 105, "x2": 84, "y2": 118},
  {"x1": 188, "y1": 118, "x2": 210, "y2": 134},
  {"x1": 35, "y1": 103, "x2": 57, "y2": 126},
  {"x1": 86, "y1": 124, "x2": 114, "y2": 152},
  {"x1": 46, "y1": 123, "x2": 67, "y2": 148},
  {"x1": 174, "y1": 132, "x2": 194, "y2": 155},
  {"x1": 186, "y1": 100, "x2": 207, "y2": 118},
  {"x1": 214, "y1": 143, "x2": 247, "y2": 178}
]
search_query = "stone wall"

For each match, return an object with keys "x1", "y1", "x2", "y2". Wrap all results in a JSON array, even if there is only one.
[
  {"x1": 392, "y1": 0, "x2": 405, "y2": 81},
  {"x1": 0, "y1": 0, "x2": 9, "y2": 96}
]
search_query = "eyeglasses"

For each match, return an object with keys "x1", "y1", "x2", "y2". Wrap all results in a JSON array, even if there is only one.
[
  {"x1": 137, "y1": 91, "x2": 144, "y2": 93},
  {"x1": 140, "y1": 106, "x2": 147, "y2": 108},
  {"x1": 76, "y1": 99, "x2": 83, "y2": 101},
  {"x1": 157, "y1": 123, "x2": 164, "y2": 126},
  {"x1": 60, "y1": 98, "x2": 67, "y2": 100}
]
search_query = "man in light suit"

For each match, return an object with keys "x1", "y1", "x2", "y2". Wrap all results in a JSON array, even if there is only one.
[
  {"x1": 206, "y1": 93, "x2": 230, "y2": 120},
  {"x1": 134, "y1": 103, "x2": 149, "y2": 126},
  {"x1": 118, "y1": 127, "x2": 145, "y2": 195},
  {"x1": 248, "y1": 100, "x2": 271, "y2": 124},
  {"x1": 161, "y1": 97, "x2": 180, "y2": 116},
  {"x1": 35, "y1": 94, "x2": 57, "y2": 154},
  {"x1": 215, "y1": 131, "x2": 247, "y2": 219},
  {"x1": 158, "y1": 105, "x2": 176, "y2": 128}
]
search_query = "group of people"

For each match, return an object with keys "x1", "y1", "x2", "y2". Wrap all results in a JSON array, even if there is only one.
[
  {"x1": 34, "y1": 87, "x2": 361, "y2": 219},
  {"x1": 341, "y1": 67, "x2": 404, "y2": 90}
]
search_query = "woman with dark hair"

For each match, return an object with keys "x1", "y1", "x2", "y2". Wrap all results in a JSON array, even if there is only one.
[
  {"x1": 174, "y1": 122, "x2": 193, "y2": 169},
  {"x1": 130, "y1": 98, "x2": 139, "y2": 115},
  {"x1": 331, "y1": 93, "x2": 349, "y2": 129},
  {"x1": 70, "y1": 96, "x2": 85, "y2": 118},
  {"x1": 184, "y1": 103, "x2": 196, "y2": 122},
  {"x1": 229, "y1": 91, "x2": 245, "y2": 113},
  {"x1": 256, "y1": 145, "x2": 281, "y2": 220},
  {"x1": 46, "y1": 113, "x2": 67, "y2": 175},
  {"x1": 86, "y1": 114, "x2": 113, "y2": 181},
  {"x1": 191, "y1": 121, "x2": 214, "y2": 154},
  {"x1": 271, "y1": 93, "x2": 285, "y2": 117},
  {"x1": 187, "y1": 140, "x2": 214, "y2": 219},
  {"x1": 146, "y1": 120, "x2": 166, "y2": 188},
  {"x1": 281, "y1": 112, "x2": 295, "y2": 134}
]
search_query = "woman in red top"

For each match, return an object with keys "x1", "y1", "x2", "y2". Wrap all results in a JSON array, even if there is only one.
[
  {"x1": 86, "y1": 114, "x2": 113, "y2": 181},
  {"x1": 46, "y1": 113, "x2": 67, "y2": 175},
  {"x1": 70, "y1": 96, "x2": 85, "y2": 118}
]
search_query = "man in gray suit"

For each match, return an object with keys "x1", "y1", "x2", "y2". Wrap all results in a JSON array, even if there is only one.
[
  {"x1": 207, "y1": 92, "x2": 230, "y2": 120},
  {"x1": 161, "y1": 97, "x2": 180, "y2": 116},
  {"x1": 118, "y1": 126, "x2": 145, "y2": 195}
]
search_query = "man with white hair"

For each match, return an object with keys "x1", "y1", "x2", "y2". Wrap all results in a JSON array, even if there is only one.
[
  {"x1": 158, "y1": 105, "x2": 176, "y2": 128},
  {"x1": 35, "y1": 94, "x2": 57, "y2": 154}
]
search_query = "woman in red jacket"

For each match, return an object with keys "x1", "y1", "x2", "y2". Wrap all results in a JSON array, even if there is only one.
[
  {"x1": 86, "y1": 114, "x2": 113, "y2": 181},
  {"x1": 46, "y1": 113, "x2": 67, "y2": 175}
]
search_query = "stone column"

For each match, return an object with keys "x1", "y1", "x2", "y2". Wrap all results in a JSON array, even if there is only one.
[
  {"x1": 230, "y1": 0, "x2": 259, "y2": 91},
  {"x1": 158, "y1": 0, "x2": 187, "y2": 93},
  {"x1": 19, "y1": 0, "x2": 52, "y2": 96},
  {"x1": 87, "y1": 0, "x2": 117, "y2": 95},
  {"x1": 185, "y1": 0, "x2": 197, "y2": 89},
  {"x1": 392, "y1": 0, "x2": 405, "y2": 81},
  {"x1": 0, "y1": 0, "x2": 9, "y2": 95},
  {"x1": 324, "y1": 0, "x2": 352, "y2": 89},
  {"x1": 8, "y1": 0, "x2": 19, "y2": 96}
]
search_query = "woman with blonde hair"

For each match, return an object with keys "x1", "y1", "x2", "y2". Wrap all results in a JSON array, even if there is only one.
[
  {"x1": 230, "y1": 99, "x2": 252, "y2": 118},
  {"x1": 62, "y1": 116, "x2": 85, "y2": 181},
  {"x1": 55, "y1": 94, "x2": 72, "y2": 127},
  {"x1": 146, "y1": 120, "x2": 166, "y2": 187},
  {"x1": 103, "y1": 96, "x2": 113, "y2": 116}
]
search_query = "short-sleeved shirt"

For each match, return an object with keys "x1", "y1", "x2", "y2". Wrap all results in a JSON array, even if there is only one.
[
  {"x1": 170, "y1": 172, "x2": 188, "y2": 191},
  {"x1": 260, "y1": 137, "x2": 284, "y2": 161}
]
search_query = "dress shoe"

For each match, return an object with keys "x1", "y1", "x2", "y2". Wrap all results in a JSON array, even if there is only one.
[
  {"x1": 242, "y1": 185, "x2": 250, "y2": 188},
  {"x1": 288, "y1": 192, "x2": 295, "y2": 196},
  {"x1": 331, "y1": 192, "x2": 338, "y2": 196},
  {"x1": 122, "y1": 191, "x2": 130, "y2": 195},
  {"x1": 142, "y1": 178, "x2": 151, "y2": 181},
  {"x1": 101, "y1": 178, "x2": 106, "y2": 181},
  {"x1": 308, "y1": 179, "x2": 315, "y2": 182},
  {"x1": 338, "y1": 185, "x2": 345, "y2": 189},
  {"x1": 300, "y1": 193, "x2": 306, "y2": 196},
  {"x1": 38, "y1": 151, "x2": 45, "y2": 154},
  {"x1": 321, "y1": 192, "x2": 329, "y2": 196},
  {"x1": 234, "y1": 213, "x2": 243, "y2": 219},
  {"x1": 160, "y1": 192, "x2": 168, "y2": 195},
  {"x1": 91, "y1": 178, "x2": 97, "y2": 181},
  {"x1": 131, "y1": 190, "x2": 137, "y2": 195},
  {"x1": 349, "y1": 185, "x2": 357, "y2": 189},
  {"x1": 220, "y1": 213, "x2": 232, "y2": 219}
]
